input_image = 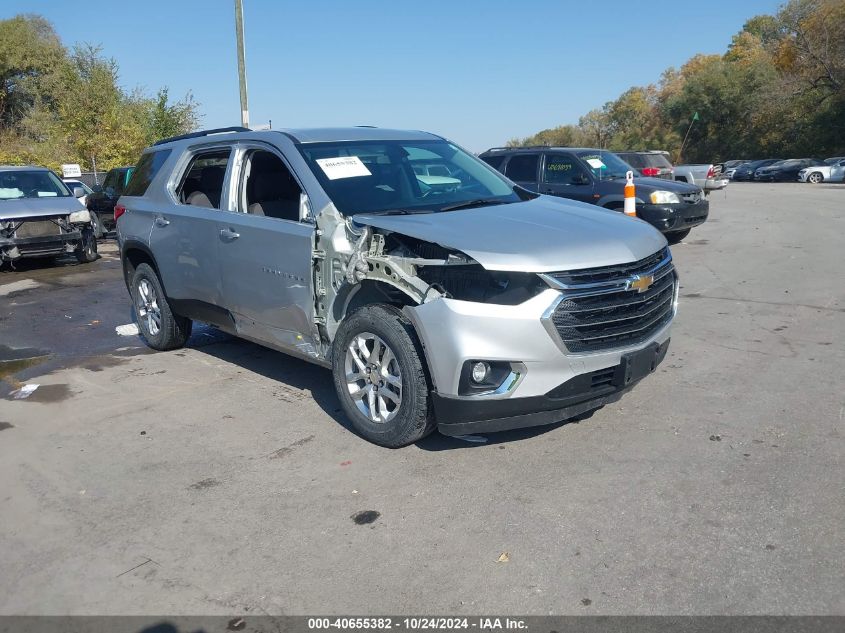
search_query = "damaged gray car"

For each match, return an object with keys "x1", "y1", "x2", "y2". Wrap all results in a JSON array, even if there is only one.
[
  {"x1": 1, "y1": 166, "x2": 98, "y2": 265},
  {"x1": 117, "y1": 127, "x2": 676, "y2": 447}
]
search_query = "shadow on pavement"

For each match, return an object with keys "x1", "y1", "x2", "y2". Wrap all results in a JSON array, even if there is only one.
[{"x1": 186, "y1": 329, "x2": 593, "y2": 451}]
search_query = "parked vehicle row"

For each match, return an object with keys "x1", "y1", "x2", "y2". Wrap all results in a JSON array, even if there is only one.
[{"x1": 724, "y1": 157, "x2": 845, "y2": 183}]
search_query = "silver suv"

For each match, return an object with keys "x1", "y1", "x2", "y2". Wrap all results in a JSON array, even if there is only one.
[{"x1": 117, "y1": 127, "x2": 676, "y2": 447}]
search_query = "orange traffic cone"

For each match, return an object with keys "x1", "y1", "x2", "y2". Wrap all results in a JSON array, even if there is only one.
[{"x1": 624, "y1": 171, "x2": 636, "y2": 217}]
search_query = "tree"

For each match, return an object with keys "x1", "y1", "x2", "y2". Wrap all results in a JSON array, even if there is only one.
[{"x1": 0, "y1": 15, "x2": 64, "y2": 128}]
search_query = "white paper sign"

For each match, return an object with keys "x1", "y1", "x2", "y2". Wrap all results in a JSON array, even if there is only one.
[
  {"x1": 315, "y1": 156, "x2": 372, "y2": 180},
  {"x1": 586, "y1": 158, "x2": 606, "y2": 169},
  {"x1": 61, "y1": 164, "x2": 82, "y2": 178}
]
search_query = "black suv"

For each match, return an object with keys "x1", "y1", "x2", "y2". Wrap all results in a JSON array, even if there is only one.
[
  {"x1": 480, "y1": 147, "x2": 708, "y2": 243},
  {"x1": 86, "y1": 166, "x2": 134, "y2": 236}
]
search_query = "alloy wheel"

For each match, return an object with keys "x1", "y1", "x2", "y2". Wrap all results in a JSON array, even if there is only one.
[
  {"x1": 136, "y1": 278, "x2": 162, "y2": 337},
  {"x1": 344, "y1": 332, "x2": 402, "y2": 423}
]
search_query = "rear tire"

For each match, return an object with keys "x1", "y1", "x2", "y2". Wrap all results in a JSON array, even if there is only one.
[
  {"x1": 666, "y1": 228, "x2": 691, "y2": 244},
  {"x1": 90, "y1": 212, "x2": 104, "y2": 238},
  {"x1": 75, "y1": 227, "x2": 98, "y2": 263},
  {"x1": 130, "y1": 263, "x2": 192, "y2": 350},
  {"x1": 332, "y1": 304, "x2": 436, "y2": 447}
]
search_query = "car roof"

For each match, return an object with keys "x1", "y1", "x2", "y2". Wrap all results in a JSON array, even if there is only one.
[
  {"x1": 0, "y1": 165, "x2": 51, "y2": 172},
  {"x1": 151, "y1": 126, "x2": 442, "y2": 150}
]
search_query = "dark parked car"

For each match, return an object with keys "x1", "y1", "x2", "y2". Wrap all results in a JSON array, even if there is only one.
[
  {"x1": 754, "y1": 158, "x2": 825, "y2": 182},
  {"x1": 86, "y1": 166, "x2": 134, "y2": 235},
  {"x1": 615, "y1": 150, "x2": 674, "y2": 180},
  {"x1": 480, "y1": 147, "x2": 708, "y2": 244},
  {"x1": 731, "y1": 159, "x2": 782, "y2": 181}
]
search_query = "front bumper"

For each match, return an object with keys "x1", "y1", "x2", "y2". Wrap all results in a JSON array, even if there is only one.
[
  {"x1": 433, "y1": 340, "x2": 669, "y2": 435},
  {"x1": 636, "y1": 198, "x2": 709, "y2": 233},
  {"x1": 405, "y1": 285, "x2": 673, "y2": 436},
  {"x1": 0, "y1": 230, "x2": 83, "y2": 261}
]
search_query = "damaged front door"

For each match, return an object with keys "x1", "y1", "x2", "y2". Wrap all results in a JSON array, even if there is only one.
[{"x1": 216, "y1": 147, "x2": 318, "y2": 357}]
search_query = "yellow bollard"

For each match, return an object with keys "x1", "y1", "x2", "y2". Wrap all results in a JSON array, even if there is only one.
[{"x1": 624, "y1": 170, "x2": 637, "y2": 217}]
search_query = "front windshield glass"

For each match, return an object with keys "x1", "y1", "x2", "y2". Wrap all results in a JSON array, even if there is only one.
[
  {"x1": 574, "y1": 150, "x2": 634, "y2": 180},
  {"x1": 0, "y1": 170, "x2": 71, "y2": 200},
  {"x1": 298, "y1": 140, "x2": 519, "y2": 215}
]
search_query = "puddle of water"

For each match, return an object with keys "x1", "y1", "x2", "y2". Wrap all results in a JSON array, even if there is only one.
[{"x1": 0, "y1": 345, "x2": 51, "y2": 384}]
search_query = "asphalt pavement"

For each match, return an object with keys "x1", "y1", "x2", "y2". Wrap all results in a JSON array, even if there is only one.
[{"x1": 0, "y1": 183, "x2": 843, "y2": 615}]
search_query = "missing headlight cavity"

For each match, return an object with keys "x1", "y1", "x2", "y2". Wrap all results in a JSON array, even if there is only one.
[{"x1": 416, "y1": 265, "x2": 545, "y2": 305}]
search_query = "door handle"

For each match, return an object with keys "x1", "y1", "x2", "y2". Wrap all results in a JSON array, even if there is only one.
[
  {"x1": 219, "y1": 228, "x2": 240, "y2": 241},
  {"x1": 154, "y1": 216, "x2": 170, "y2": 227}
]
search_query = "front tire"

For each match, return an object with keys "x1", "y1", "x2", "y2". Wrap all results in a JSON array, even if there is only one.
[
  {"x1": 807, "y1": 172, "x2": 823, "y2": 184},
  {"x1": 332, "y1": 304, "x2": 436, "y2": 447},
  {"x1": 75, "y1": 227, "x2": 98, "y2": 263},
  {"x1": 666, "y1": 228, "x2": 691, "y2": 244},
  {"x1": 130, "y1": 263, "x2": 192, "y2": 350}
]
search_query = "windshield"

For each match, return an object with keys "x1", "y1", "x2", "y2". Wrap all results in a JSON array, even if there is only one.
[
  {"x1": 574, "y1": 150, "x2": 634, "y2": 180},
  {"x1": 0, "y1": 170, "x2": 71, "y2": 200},
  {"x1": 298, "y1": 140, "x2": 519, "y2": 215}
]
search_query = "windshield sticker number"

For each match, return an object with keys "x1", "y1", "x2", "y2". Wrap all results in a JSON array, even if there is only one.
[
  {"x1": 316, "y1": 156, "x2": 372, "y2": 180},
  {"x1": 585, "y1": 158, "x2": 606, "y2": 169},
  {"x1": 547, "y1": 163, "x2": 572, "y2": 171}
]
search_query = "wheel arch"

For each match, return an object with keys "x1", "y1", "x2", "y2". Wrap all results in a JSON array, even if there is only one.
[{"x1": 121, "y1": 240, "x2": 166, "y2": 295}]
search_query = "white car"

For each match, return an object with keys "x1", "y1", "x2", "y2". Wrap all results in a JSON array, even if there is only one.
[
  {"x1": 798, "y1": 159, "x2": 845, "y2": 183},
  {"x1": 62, "y1": 179, "x2": 94, "y2": 206}
]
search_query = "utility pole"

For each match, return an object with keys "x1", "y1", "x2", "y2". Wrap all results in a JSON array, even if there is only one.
[{"x1": 234, "y1": 0, "x2": 249, "y2": 128}]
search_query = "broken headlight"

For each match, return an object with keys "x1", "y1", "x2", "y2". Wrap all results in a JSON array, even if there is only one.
[{"x1": 417, "y1": 264, "x2": 546, "y2": 305}]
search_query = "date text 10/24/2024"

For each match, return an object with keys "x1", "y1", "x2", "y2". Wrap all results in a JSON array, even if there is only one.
[{"x1": 307, "y1": 618, "x2": 528, "y2": 631}]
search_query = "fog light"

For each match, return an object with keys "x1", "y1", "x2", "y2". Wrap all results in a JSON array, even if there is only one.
[{"x1": 471, "y1": 361, "x2": 490, "y2": 384}]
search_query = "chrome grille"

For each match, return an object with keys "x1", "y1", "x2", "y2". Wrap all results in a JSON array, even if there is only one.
[
  {"x1": 543, "y1": 247, "x2": 676, "y2": 353},
  {"x1": 14, "y1": 220, "x2": 61, "y2": 238}
]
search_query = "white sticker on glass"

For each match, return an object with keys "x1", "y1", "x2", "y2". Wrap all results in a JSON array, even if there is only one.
[
  {"x1": 586, "y1": 158, "x2": 605, "y2": 169},
  {"x1": 315, "y1": 156, "x2": 372, "y2": 180}
]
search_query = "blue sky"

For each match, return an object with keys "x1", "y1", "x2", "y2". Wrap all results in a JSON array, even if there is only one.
[{"x1": 9, "y1": 0, "x2": 782, "y2": 151}]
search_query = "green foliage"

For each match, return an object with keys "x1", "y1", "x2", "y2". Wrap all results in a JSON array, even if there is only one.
[
  {"x1": 509, "y1": 0, "x2": 845, "y2": 161},
  {"x1": 0, "y1": 15, "x2": 201, "y2": 171}
]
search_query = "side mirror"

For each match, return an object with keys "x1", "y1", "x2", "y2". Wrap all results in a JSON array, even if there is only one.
[
  {"x1": 73, "y1": 187, "x2": 85, "y2": 198},
  {"x1": 573, "y1": 173, "x2": 590, "y2": 185},
  {"x1": 299, "y1": 193, "x2": 314, "y2": 222}
]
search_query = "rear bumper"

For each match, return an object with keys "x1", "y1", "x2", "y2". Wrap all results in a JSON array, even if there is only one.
[
  {"x1": 435, "y1": 339, "x2": 670, "y2": 436},
  {"x1": 637, "y1": 199, "x2": 709, "y2": 233},
  {"x1": 704, "y1": 178, "x2": 729, "y2": 191},
  {"x1": 0, "y1": 231, "x2": 82, "y2": 260}
]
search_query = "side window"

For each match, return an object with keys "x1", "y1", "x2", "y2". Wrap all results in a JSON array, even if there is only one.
[
  {"x1": 176, "y1": 149, "x2": 232, "y2": 209},
  {"x1": 241, "y1": 150, "x2": 303, "y2": 222},
  {"x1": 125, "y1": 150, "x2": 171, "y2": 196},
  {"x1": 505, "y1": 154, "x2": 539, "y2": 182},
  {"x1": 543, "y1": 154, "x2": 589, "y2": 185},
  {"x1": 481, "y1": 155, "x2": 505, "y2": 171},
  {"x1": 102, "y1": 170, "x2": 118, "y2": 194}
]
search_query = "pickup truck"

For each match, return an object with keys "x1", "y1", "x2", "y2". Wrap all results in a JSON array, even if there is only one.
[{"x1": 674, "y1": 164, "x2": 728, "y2": 196}]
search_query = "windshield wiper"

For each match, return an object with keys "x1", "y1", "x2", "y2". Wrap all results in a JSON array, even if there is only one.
[
  {"x1": 439, "y1": 198, "x2": 508, "y2": 212},
  {"x1": 355, "y1": 208, "x2": 431, "y2": 216}
]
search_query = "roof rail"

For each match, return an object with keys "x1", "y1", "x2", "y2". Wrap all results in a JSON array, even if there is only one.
[
  {"x1": 484, "y1": 145, "x2": 553, "y2": 152},
  {"x1": 153, "y1": 126, "x2": 251, "y2": 146}
]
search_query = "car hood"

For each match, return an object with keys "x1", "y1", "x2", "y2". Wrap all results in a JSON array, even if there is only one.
[
  {"x1": 0, "y1": 196, "x2": 83, "y2": 220},
  {"x1": 354, "y1": 196, "x2": 667, "y2": 273}
]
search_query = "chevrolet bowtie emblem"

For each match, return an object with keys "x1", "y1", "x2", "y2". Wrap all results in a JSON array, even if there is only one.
[{"x1": 628, "y1": 274, "x2": 654, "y2": 293}]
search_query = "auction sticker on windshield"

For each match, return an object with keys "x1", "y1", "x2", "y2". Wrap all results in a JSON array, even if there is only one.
[
  {"x1": 316, "y1": 156, "x2": 372, "y2": 180},
  {"x1": 586, "y1": 158, "x2": 606, "y2": 169}
]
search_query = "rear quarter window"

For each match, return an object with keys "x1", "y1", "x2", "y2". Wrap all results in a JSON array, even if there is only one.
[
  {"x1": 124, "y1": 149, "x2": 172, "y2": 196},
  {"x1": 644, "y1": 154, "x2": 673, "y2": 168}
]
